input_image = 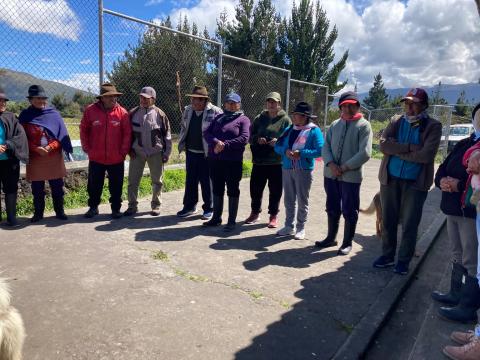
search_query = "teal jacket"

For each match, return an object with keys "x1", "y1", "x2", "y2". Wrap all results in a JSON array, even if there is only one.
[{"x1": 274, "y1": 125, "x2": 324, "y2": 170}]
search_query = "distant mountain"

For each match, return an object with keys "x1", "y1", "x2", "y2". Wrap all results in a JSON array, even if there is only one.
[
  {"x1": 358, "y1": 82, "x2": 480, "y2": 106},
  {"x1": 0, "y1": 68, "x2": 88, "y2": 102}
]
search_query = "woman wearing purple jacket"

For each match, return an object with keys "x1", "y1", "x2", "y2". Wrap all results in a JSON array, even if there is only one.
[{"x1": 203, "y1": 93, "x2": 250, "y2": 231}]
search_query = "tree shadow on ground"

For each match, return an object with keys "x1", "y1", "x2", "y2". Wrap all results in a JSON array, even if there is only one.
[{"x1": 235, "y1": 233, "x2": 395, "y2": 360}]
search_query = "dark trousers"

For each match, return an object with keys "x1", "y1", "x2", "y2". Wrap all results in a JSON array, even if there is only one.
[
  {"x1": 31, "y1": 178, "x2": 64, "y2": 198},
  {"x1": 0, "y1": 159, "x2": 20, "y2": 194},
  {"x1": 324, "y1": 177, "x2": 361, "y2": 223},
  {"x1": 183, "y1": 151, "x2": 212, "y2": 212},
  {"x1": 250, "y1": 164, "x2": 282, "y2": 215},
  {"x1": 209, "y1": 159, "x2": 242, "y2": 198},
  {"x1": 380, "y1": 178, "x2": 428, "y2": 263},
  {"x1": 87, "y1": 161, "x2": 124, "y2": 211}
]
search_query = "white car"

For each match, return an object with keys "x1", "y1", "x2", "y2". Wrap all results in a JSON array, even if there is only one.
[{"x1": 442, "y1": 124, "x2": 474, "y2": 152}]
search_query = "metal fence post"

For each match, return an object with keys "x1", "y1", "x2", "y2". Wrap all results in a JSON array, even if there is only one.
[
  {"x1": 324, "y1": 86, "x2": 329, "y2": 130},
  {"x1": 217, "y1": 44, "x2": 223, "y2": 107},
  {"x1": 285, "y1": 70, "x2": 291, "y2": 113},
  {"x1": 98, "y1": 0, "x2": 104, "y2": 89}
]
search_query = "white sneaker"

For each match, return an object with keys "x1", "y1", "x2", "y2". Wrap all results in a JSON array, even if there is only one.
[
  {"x1": 294, "y1": 229, "x2": 305, "y2": 240},
  {"x1": 277, "y1": 226, "x2": 295, "y2": 236}
]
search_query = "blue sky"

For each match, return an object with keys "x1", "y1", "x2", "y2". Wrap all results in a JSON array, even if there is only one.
[{"x1": 1, "y1": 0, "x2": 479, "y2": 95}]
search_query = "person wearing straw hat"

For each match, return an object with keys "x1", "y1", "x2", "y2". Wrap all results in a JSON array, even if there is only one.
[
  {"x1": 0, "y1": 88, "x2": 28, "y2": 227},
  {"x1": 80, "y1": 83, "x2": 132, "y2": 219},
  {"x1": 19, "y1": 85, "x2": 73, "y2": 223},
  {"x1": 177, "y1": 86, "x2": 222, "y2": 219},
  {"x1": 315, "y1": 91, "x2": 372, "y2": 256},
  {"x1": 123, "y1": 86, "x2": 172, "y2": 217},
  {"x1": 274, "y1": 102, "x2": 324, "y2": 240},
  {"x1": 245, "y1": 91, "x2": 291, "y2": 228}
]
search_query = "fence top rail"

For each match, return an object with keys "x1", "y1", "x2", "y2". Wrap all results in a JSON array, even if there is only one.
[
  {"x1": 290, "y1": 78, "x2": 327, "y2": 89},
  {"x1": 222, "y1": 54, "x2": 291, "y2": 73},
  {"x1": 103, "y1": 8, "x2": 222, "y2": 46}
]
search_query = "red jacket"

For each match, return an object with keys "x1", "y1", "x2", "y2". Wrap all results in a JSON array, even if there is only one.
[
  {"x1": 461, "y1": 142, "x2": 480, "y2": 207},
  {"x1": 80, "y1": 102, "x2": 132, "y2": 165}
]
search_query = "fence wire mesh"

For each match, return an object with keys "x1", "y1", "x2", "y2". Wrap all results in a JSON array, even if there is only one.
[
  {"x1": 289, "y1": 80, "x2": 328, "y2": 131},
  {"x1": 103, "y1": 12, "x2": 221, "y2": 135},
  {"x1": 0, "y1": 0, "x2": 99, "y2": 139},
  {"x1": 221, "y1": 55, "x2": 290, "y2": 122}
]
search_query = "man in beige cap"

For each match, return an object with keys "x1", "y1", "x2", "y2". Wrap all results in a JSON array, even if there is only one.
[
  {"x1": 80, "y1": 83, "x2": 132, "y2": 219},
  {"x1": 177, "y1": 86, "x2": 222, "y2": 219},
  {"x1": 245, "y1": 91, "x2": 291, "y2": 228},
  {"x1": 123, "y1": 86, "x2": 172, "y2": 216}
]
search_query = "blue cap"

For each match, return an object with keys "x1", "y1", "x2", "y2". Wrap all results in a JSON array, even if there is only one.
[{"x1": 224, "y1": 92, "x2": 241, "y2": 103}]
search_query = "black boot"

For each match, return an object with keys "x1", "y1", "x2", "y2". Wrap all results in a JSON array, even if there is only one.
[
  {"x1": 432, "y1": 263, "x2": 466, "y2": 306},
  {"x1": 338, "y1": 220, "x2": 357, "y2": 255},
  {"x1": 203, "y1": 195, "x2": 223, "y2": 226},
  {"x1": 30, "y1": 195, "x2": 45, "y2": 223},
  {"x1": 438, "y1": 275, "x2": 480, "y2": 323},
  {"x1": 315, "y1": 214, "x2": 340, "y2": 248},
  {"x1": 224, "y1": 197, "x2": 239, "y2": 232},
  {"x1": 5, "y1": 193, "x2": 19, "y2": 227},
  {"x1": 52, "y1": 196, "x2": 68, "y2": 220}
]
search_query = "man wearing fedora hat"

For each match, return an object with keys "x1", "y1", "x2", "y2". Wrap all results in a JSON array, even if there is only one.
[
  {"x1": 123, "y1": 86, "x2": 172, "y2": 217},
  {"x1": 177, "y1": 86, "x2": 222, "y2": 219},
  {"x1": 0, "y1": 88, "x2": 29, "y2": 227},
  {"x1": 80, "y1": 83, "x2": 132, "y2": 219},
  {"x1": 315, "y1": 91, "x2": 372, "y2": 255}
]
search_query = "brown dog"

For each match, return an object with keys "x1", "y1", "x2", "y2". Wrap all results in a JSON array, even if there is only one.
[
  {"x1": 360, "y1": 192, "x2": 382, "y2": 238},
  {"x1": 0, "y1": 278, "x2": 25, "y2": 360}
]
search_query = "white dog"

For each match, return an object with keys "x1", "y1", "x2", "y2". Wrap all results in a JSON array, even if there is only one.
[{"x1": 0, "y1": 278, "x2": 25, "y2": 360}]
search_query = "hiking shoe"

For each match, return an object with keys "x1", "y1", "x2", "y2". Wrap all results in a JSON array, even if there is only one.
[
  {"x1": 245, "y1": 212, "x2": 260, "y2": 224},
  {"x1": 111, "y1": 210, "x2": 123, "y2": 219},
  {"x1": 150, "y1": 208, "x2": 161, "y2": 216},
  {"x1": 177, "y1": 207, "x2": 197, "y2": 217},
  {"x1": 443, "y1": 337, "x2": 480, "y2": 360},
  {"x1": 372, "y1": 255, "x2": 395, "y2": 268},
  {"x1": 123, "y1": 207, "x2": 138, "y2": 216},
  {"x1": 267, "y1": 215, "x2": 278, "y2": 228},
  {"x1": 277, "y1": 226, "x2": 295, "y2": 236},
  {"x1": 84, "y1": 207, "x2": 99, "y2": 218},
  {"x1": 294, "y1": 229, "x2": 305, "y2": 240},
  {"x1": 393, "y1": 261, "x2": 409, "y2": 275},
  {"x1": 451, "y1": 330, "x2": 476, "y2": 345},
  {"x1": 201, "y1": 211, "x2": 213, "y2": 220}
]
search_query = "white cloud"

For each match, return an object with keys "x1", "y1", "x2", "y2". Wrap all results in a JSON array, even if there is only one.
[
  {"x1": 54, "y1": 73, "x2": 99, "y2": 93},
  {"x1": 80, "y1": 59, "x2": 92, "y2": 65},
  {"x1": 0, "y1": 0, "x2": 81, "y2": 41},
  {"x1": 145, "y1": 0, "x2": 164, "y2": 6},
  {"x1": 161, "y1": 0, "x2": 480, "y2": 92},
  {"x1": 40, "y1": 57, "x2": 53, "y2": 63}
]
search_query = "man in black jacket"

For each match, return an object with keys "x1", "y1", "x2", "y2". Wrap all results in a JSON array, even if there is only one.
[{"x1": 0, "y1": 88, "x2": 29, "y2": 226}]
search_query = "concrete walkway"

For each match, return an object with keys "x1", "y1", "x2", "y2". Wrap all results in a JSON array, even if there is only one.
[{"x1": 0, "y1": 159, "x2": 442, "y2": 360}]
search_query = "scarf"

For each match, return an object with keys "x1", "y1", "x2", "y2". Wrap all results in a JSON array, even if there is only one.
[
  {"x1": 405, "y1": 110, "x2": 428, "y2": 124},
  {"x1": 291, "y1": 122, "x2": 317, "y2": 169},
  {"x1": 19, "y1": 106, "x2": 73, "y2": 155},
  {"x1": 219, "y1": 110, "x2": 243, "y2": 124},
  {"x1": 340, "y1": 112, "x2": 363, "y2": 121}
]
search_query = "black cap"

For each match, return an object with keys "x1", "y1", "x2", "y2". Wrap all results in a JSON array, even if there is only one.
[
  {"x1": 338, "y1": 91, "x2": 360, "y2": 107},
  {"x1": 27, "y1": 84, "x2": 48, "y2": 99},
  {"x1": 291, "y1": 101, "x2": 317, "y2": 119}
]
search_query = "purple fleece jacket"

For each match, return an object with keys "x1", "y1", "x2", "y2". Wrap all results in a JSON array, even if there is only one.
[{"x1": 203, "y1": 111, "x2": 250, "y2": 161}]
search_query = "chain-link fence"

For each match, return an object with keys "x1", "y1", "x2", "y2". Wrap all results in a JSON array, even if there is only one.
[
  {"x1": 289, "y1": 79, "x2": 328, "y2": 131},
  {"x1": 102, "y1": 10, "x2": 221, "y2": 135},
  {"x1": 221, "y1": 54, "x2": 290, "y2": 121},
  {"x1": 368, "y1": 105, "x2": 453, "y2": 160}
]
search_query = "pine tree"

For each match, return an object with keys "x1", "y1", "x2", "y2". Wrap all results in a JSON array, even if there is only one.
[
  {"x1": 431, "y1": 81, "x2": 448, "y2": 105},
  {"x1": 363, "y1": 73, "x2": 389, "y2": 110},
  {"x1": 454, "y1": 90, "x2": 469, "y2": 116}
]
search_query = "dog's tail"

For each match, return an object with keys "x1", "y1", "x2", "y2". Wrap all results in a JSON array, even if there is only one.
[{"x1": 360, "y1": 194, "x2": 378, "y2": 214}]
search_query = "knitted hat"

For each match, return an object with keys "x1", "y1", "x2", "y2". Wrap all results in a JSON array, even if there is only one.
[{"x1": 27, "y1": 84, "x2": 48, "y2": 99}]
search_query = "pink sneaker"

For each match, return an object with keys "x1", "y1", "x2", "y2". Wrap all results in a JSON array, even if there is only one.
[{"x1": 268, "y1": 215, "x2": 278, "y2": 228}]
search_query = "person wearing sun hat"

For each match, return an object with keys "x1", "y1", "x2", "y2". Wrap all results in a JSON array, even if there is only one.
[
  {"x1": 19, "y1": 84, "x2": 73, "y2": 223},
  {"x1": 0, "y1": 88, "x2": 29, "y2": 227},
  {"x1": 274, "y1": 101, "x2": 324, "y2": 240},
  {"x1": 80, "y1": 83, "x2": 132, "y2": 219},
  {"x1": 373, "y1": 87, "x2": 441, "y2": 275},
  {"x1": 244, "y1": 91, "x2": 291, "y2": 229},
  {"x1": 177, "y1": 86, "x2": 222, "y2": 219},
  {"x1": 315, "y1": 91, "x2": 372, "y2": 255},
  {"x1": 203, "y1": 92, "x2": 250, "y2": 231}
]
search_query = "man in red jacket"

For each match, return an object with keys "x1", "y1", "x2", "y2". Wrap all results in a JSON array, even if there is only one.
[{"x1": 80, "y1": 83, "x2": 132, "y2": 219}]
